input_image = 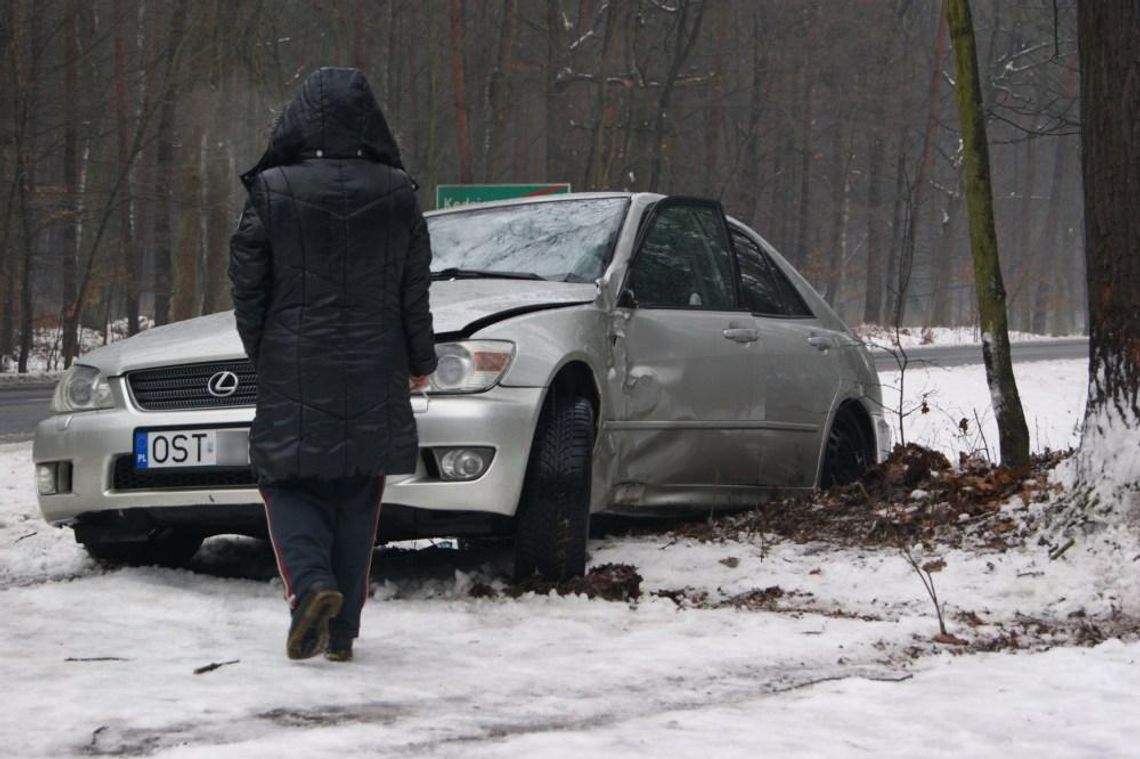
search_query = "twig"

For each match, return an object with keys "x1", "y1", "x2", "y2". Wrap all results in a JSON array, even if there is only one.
[
  {"x1": 194, "y1": 659, "x2": 240, "y2": 675},
  {"x1": 769, "y1": 672, "x2": 914, "y2": 695},
  {"x1": 65, "y1": 656, "x2": 129, "y2": 662},
  {"x1": 15, "y1": 531, "x2": 37, "y2": 543},
  {"x1": 1049, "y1": 538, "x2": 1075, "y2": 561},
  {"x1": 971, "y1": 408, "x2": 992, "y2": 462},
  {"x1": 899, "y1": 544, "x2": 948, "y2": 635}
]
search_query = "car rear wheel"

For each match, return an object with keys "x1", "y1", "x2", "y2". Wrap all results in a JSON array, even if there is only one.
[
  {"x1": 81, "y1": 528, "x2": 204, "y2": 568},
  {"x1": 820, "y1": 404, "x2": 874, "y2": 490},
  {"x1": 513, "y1": 389, "x2": 595, "y2": 582}
]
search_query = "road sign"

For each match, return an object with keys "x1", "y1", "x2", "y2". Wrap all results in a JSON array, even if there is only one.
[{"x1": 435, "y1": 183, "x2": 571, "y2": 209}]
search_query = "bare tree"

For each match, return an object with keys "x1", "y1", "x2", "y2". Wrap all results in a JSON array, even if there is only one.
[
  {"x1": 945, "y1": 0, "x2": 1030, "y2": 467},
  {"x1": 1075, "y1": 0, "x2": 1140, "y2": 491}
]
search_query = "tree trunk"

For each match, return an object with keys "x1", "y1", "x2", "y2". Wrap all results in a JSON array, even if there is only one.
[
  {"x1": 61, "y1": 0, "x2": 80, "y2": 367},
  {"x1": 585, "y1": 1, "x2": 624, "y2": 190},
  {"x1": 113, "y1": 0, "x2": 140, "y2": 337},
  {"x1": 450, "y1": 0, "x2": 475, "y2": 183},
  {"x1": 647, "y1": 0, "x2": 706, "y2": 193},
  {"x1": 1076, "y1": 0, "x2": 1140, "y2": 490},
  {"x1": 152, "y1": 0, "x2": 189, "y2": 326},
  {"x1": 824, "y1": 126, "x2": 852, "y2": 308},
  {"x1": 1031, "y1": 137, "x2": 1069, "y2": 335},
  {"x1": 863, "y1": 132, "x2": 886, "y2": 325},
  {"x1": 884, "y1": 140, "x2": 908, "y2": 324},
  {"x1": 171, "y1": 125, "x2": 203, "y2": 322},
  {"x1": 740, "y1": 7, "x2": 766, "y2": 228},
  {"x1": 484, "y1": 0, "x2": 517, "y2": 181},
  {"x1": 897, "y1": 2, "x2": 948, "y2": 323},
  {"x1": 792, "y1": 72, "x2": 814, "y2": 267},
  {"x1": 929, "y1": 178, "x2": 964, "y2": 327},
  {"x1": 945, "y1": 0, "x2": 1030, "y2": 467}
]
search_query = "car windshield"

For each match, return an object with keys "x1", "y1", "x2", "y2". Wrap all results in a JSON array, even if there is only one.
[{"x1": 427, "y1": 197, "x2": 629, "y2": 282}]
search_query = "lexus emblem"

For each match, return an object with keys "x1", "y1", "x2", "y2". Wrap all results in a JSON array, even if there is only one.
[{"x1": 206, "y1": 371, "x2": 240, "y2": 398}]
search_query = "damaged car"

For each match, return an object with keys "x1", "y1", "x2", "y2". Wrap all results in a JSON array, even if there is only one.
[{"x1": 33, "y1": 193, "x2": 890, "y2": 580}]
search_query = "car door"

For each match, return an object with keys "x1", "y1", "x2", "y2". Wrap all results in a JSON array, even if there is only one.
[
  {"x1": 608, "y1": 198, "x2": 764, "y2": 488},
  {"x1": 731, "y1": 227, "x2": 841, "y2": 487}
]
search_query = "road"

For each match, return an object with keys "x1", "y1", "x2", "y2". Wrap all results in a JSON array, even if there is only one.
[
  {"x1": 0, "y1": 338, "x2": 1089, "y2": 441},
  {"x1": 0, "y1": 381, "x2": 56, "y2": 443},
  {"x1": 871, "y1": 336, "x2": 1087, "y2": 371}
]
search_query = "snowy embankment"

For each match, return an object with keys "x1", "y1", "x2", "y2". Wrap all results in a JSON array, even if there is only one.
[{"x1": 2, "y1": 358, "x2": 1138, "y2": 758}]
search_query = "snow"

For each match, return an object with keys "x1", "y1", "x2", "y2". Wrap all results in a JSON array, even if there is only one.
[
  {"x1": 2, "y1": 357, "x2": 1137, "y2": 757},
  {"x1": 878, "y1": 359, "x2": 1086, "y2": 463}
]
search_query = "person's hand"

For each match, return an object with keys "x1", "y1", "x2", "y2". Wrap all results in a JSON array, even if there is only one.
[{"x1": 409, "y1": 374, "x2": 431, "y2": 392}]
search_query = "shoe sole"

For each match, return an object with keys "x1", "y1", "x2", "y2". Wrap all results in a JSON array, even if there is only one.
[{"x1": 287, "y1": 589, "x2": 344, "y2": 660}]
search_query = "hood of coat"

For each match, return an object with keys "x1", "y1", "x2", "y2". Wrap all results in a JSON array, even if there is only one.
[
  {"x1": 241, "y1": 67, "x2": 404, "y2": 185},
  {"x1": 75, "y1": 281, "x2": 599, "y2": 377}
]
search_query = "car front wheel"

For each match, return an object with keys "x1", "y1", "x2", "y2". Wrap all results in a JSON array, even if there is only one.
[
  {"x1": 81, "y1": 528, "x2": 204, "y2": 568},
  {"x1": 513, "y1": 389, "x2": 595, "y2": 582},
  {"x1": 820, "y1": 404, "x2": 874, "y2": 490}
]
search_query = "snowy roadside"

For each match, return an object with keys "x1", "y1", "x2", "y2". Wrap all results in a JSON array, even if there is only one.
[{"x1": 2, "y1": 358, "x2": 1138, "y2": 758}]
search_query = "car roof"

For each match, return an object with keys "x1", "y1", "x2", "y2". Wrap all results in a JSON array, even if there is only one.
[{"x1": 425, "y1": 191, "x2": 661, "y2": 217}]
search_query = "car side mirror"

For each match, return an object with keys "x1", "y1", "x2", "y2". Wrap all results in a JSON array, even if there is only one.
[{"x1": 618, "y1": 287, "x2": 639, "y2": 309}]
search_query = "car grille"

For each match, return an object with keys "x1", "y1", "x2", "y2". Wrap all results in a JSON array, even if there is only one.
[
  {"x1": 127, "y1": 360, "x2": 257, "y2": 410},
  {"x1": 111, "y1": 456, "x2": 257, "y2": 491}
]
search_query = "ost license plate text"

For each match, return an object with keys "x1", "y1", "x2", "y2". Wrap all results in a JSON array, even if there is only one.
[{"x1": 133, "y1": 429, "x2": 248, "y2": 469}]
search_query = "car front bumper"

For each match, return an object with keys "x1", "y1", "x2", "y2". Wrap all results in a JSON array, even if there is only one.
[{"x1": 34, "y1": 378, "x2": 544, "y2": 526}]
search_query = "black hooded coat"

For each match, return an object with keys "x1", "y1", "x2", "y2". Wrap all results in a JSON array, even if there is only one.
[{"x1": 230, "y1": 67, "x2": 436, "y2": 482}]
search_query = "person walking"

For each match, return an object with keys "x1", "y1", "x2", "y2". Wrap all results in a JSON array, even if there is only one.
[{"x1": 229, "y1": 67, "x2": 436, "y2": 662}]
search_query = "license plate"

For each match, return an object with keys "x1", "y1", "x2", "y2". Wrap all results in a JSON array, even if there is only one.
[{"x1": 133, "y1": 428, "x2": 249, "y2": 469}]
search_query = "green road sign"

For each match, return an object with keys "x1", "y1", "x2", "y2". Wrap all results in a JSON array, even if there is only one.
[{"x1": 435, "y1": 183, "x2": 571, "y2": 209}]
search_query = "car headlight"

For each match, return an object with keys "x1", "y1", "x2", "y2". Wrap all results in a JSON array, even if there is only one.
[
  {"x1": 51, "y1": 364, "x2": 113, "y2": 413},
  {"x1": 428, "y1": 341, "x2": 515, "y2": 394}
]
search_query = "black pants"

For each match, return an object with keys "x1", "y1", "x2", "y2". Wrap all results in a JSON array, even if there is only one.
[{"x1": 259, "y1": 476, "x2": 383, "y2": 641}]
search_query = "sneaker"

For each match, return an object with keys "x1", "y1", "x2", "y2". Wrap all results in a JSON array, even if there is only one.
[{"x1": 286, "y1": 583, "x2": 344, "y2": 660}]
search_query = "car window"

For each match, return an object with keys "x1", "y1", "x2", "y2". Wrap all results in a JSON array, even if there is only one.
[
  {"x1": 628, "y1": 204, "x2": 736, "y2": 310},
  {"x1": 731, "y1": 231, "x2": 785, "y2": 316},
  {"x1": 731, "y1": 229, "x2": 814, "y2": 318}
]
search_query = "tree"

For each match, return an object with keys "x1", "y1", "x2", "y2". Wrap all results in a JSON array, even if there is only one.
[
  {"x1": 944, "y1": 0, "x2": 1030, "y2": 467},
  {"x1": 1075, "y1": 1, "x2": 1140, "y2": 492}
]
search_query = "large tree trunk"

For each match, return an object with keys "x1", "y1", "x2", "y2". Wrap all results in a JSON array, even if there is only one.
[
  {"x1": 945, "y1": 0, "x2": 1030, "y2": 467},
  {"x1": 1076, "y1": 1, "x2": 1140, "y2": 491}
]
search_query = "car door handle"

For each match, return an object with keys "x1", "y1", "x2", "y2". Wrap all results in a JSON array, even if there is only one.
[
  {"x1": 722, "y1": 328, "x2": 760, "y2": 343},
  {"x1": 807, "y1": 336, "x2": 831, "y2": 352}
]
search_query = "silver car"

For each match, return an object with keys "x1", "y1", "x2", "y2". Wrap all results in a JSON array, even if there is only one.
[{"x1": 34, "y1": 193, "x2": 889, "y2": 579}]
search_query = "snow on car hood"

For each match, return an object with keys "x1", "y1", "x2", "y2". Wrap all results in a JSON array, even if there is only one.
[{"x1": 77, "y1": 279, "x2": 599, "y2": 376}]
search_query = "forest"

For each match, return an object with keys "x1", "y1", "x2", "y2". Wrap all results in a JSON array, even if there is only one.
[{"x1": 0, "y1": 0, "x2": 1082, "y2": 372}]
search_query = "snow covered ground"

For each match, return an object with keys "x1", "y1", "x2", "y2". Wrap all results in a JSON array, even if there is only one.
[{"x1": 3, "y1": 358, "x2": 1137, "y2": 758}]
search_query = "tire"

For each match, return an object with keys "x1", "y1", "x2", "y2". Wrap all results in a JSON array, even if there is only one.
[
  {"x1": 820, "y1": 406, "x2": 874, "y2": 490},
  {"x1": 513, "y1": 389, "x2": 595, "y2": 582},
  {"x1": 81, "y1": 529, "x2": 204, "y2": 569}
]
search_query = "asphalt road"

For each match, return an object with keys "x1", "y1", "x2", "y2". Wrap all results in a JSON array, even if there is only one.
[
  {"x1": 871, "y1": 336, "x2": 1088, "y2": 371},
  {"x1": 0, "y1": 381, "x2": 56, "y2": 443},
  {"x1": 0, "y1": 338, "x2": 1090, "y2": 441}
]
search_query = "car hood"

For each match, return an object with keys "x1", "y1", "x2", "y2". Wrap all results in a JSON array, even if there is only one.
[{"x1": 78, "y1": 279, "x2": 599, "y2": 376}]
